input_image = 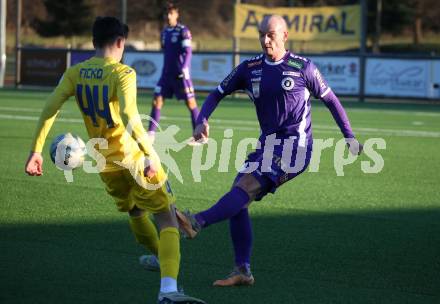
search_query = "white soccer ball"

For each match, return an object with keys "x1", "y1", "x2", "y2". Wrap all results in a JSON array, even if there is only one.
[{"x1": 50, "y1": 133, "x2": 86, "y2": 170}]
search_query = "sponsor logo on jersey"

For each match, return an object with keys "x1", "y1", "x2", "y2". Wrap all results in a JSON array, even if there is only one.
[
  {"x1": 287, "y1": 59, "x2": 303, "y2": 70},
  {"x1": 313, "y1": 68, "x2": 327, "y2": 91},
  {"x1": 221, "y1": 66, "x2": 238, "y2": 87},
  {"x1": 250, "y1": 54, "x2": 263, "y2": 61},
  {"x1": 248, "y1": 60, "x2": 262, "y2": 68},
  {"x1": 282, "y1": 71, "x2": 301, "y2": 77},
  {"x1": 251, "y1": 69, "x2": 262, "y2": 76},
  {"x1": 252, "y1": 81, "x2": 260, "y2": 98},
  {"x1": 171, "y1": 36, "x2": 178, "y2": 43},
  {"x1": 281, "y1": 77, "x2": 295, "y2": 90},
  {"x1": 290, "y1": 54, "x2": 308, "y2": 62}
]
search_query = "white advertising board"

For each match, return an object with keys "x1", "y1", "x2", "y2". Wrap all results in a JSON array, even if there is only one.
[
  {"x1": 124, "y1": 52, "x2": 233, "y2": 91},
  {"x1": 365, "y1": 58, "x2": 431, "y2": 98},
  {"x1": 124, "y1": 52, "x2": 163, "y2": 89},
  {"x1": 190, "y1": 54, "x2": 233, "y2": 91},
  {"x1": 429, "y1": 60, "x2": 440, "y2": 99},
  {"x1": 309, "y1": 56, "x2": 360, "y2": 95}
]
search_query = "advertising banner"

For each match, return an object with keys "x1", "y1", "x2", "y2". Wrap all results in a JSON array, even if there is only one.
[
  {"x1": 429, "y1": 61, "x2": 440, "y2": 99},
  {"x1": 234, "y1": 3, "x2": 360, "y2": 41},
  {"x1": 124, "y1": 52, "x2": 233, "y2": 91},
  {"x1": 70, "y1": 51, "x2": 94, "y2": 66},
  {"x1": 365, "y1": 58, "x2": 431, "y2": 98},
  {"x1": 124, "y1": 52, "x2": 163, "y2": 89},
  {"x1": 20, "y1": 49, "x2": 67, "y2": 86},
  {"x1": 189, "y1": 54, "x2": 233, "y2": 90},
  {"x1": 310, "y1": 56, "x2": 360, "y2": 95}
]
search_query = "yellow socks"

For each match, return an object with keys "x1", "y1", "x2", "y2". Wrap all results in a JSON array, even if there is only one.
[
  {"x1": 158, "y1": 227, "x2": 180, "y2": 279},
  {"x1": 129, "y1": 214, "x2": 159, "y2": 256}
]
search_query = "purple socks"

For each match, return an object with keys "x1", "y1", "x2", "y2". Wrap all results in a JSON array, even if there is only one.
[
  {"x1": 195, "y1": 187, "x2": 250, "y2": 228},
  {"x1": 194, "y1": 187, "x2": 253, "y2": 268},
  {"x1": 230, "y1": 208, "x2": 253, "y2": 268},
  {"x1": 149, "y1": 106, "x2": 198, "y2": 132},
  {"x1": 148, "y1": 106, "x2": 161, "y2": 132}
]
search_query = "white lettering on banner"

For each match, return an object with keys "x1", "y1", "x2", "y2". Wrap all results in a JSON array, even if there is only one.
[
  {"x1": 365, "y1": 59, "x2": 430, "y2": 98},
  {"x1": 309, "y1": 56, "x2": 360, "y2": 95}
]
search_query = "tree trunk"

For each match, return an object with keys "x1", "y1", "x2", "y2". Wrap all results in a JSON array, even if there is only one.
[{"x1": 413, "y1": 17, "x2": 423, "y2": 45}]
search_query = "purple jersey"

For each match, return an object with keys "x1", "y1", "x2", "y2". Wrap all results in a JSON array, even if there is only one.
[
  {"x1": 160, "y1": 24, "x2": 192, "y2": 77},
  {"x1": 217, "y1": 51, "x2": 341, "y2": 146}
]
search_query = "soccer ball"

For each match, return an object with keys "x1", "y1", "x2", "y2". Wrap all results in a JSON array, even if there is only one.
[{"x1": 50, "y1": 133, "x2": 86, "y2": 170}]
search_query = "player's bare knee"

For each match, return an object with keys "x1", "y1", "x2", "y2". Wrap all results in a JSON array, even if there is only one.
[
  {"x1": 186, "y1": 97, "x2": 197, "y2": 110},
  {"x1": 154, "y1": 208, "x2": 178, "y2": 231},
  {"x1": 234, "y1": 174, "x2": 261, "y2": 202},
  {"x1": 153, "y1": 97, "x2": 164, "y2": 109},
  {"x1": 128, "y1": 205, "x2": 145, "y2": 217}
]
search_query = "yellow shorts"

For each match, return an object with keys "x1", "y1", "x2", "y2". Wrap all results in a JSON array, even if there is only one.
[{"x1": 99, "y1": 161, "x2": 175, "y2": 213}]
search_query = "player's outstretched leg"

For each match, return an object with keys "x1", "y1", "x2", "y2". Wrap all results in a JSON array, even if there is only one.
[
  {"x1": 155, "y1": 209, "x2": 205, "y2": 304},
  {"x1": 214, "y1": 208, "x2": 254, "y2": 287},
  {"x1": 129, "y1": 210, "x2": 160, "y2": 272},
  {"x1": 176, "y1": 187, "x2": 250, "y2": 238}
]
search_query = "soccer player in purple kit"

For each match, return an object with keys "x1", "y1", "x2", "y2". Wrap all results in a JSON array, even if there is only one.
[
  {"x1": 176, "y1": 15, "x2": 363, "y2": 287},
  {"x1": 148, "y1": 2, "x2": 199, "y2": 141}
]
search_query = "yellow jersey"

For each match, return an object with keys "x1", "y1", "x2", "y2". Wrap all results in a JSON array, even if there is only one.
[{"x1": 31, "y1": 56, "x2": 152, "y2": 172}]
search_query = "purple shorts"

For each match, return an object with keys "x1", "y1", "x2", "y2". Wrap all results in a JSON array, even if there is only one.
[
  {"x1": 234, "y1": 138, "x2": 312, "y2": 201},
  {"x1": 154, "y1": 75, "x2": 195, "y2": 100}
]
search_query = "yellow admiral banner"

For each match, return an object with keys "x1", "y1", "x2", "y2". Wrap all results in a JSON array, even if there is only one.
[{"x1": 234, "y1": 3, "x2": 360, "y2": 41}]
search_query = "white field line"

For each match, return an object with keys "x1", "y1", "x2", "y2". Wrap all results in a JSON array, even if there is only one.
[
  {"x1": 0, "y1": 113, "x2": 439, "y2": 138},
  {"x1": 0, "y1": 106, "x2": 69, "y2": 113},
  {"x1": 338, "y1": 108, "x2": 440, "y2": 117}
]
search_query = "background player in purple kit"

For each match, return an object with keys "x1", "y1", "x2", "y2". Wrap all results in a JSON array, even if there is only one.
[
  {"x1": 148, "y1": 2, "x2": 199, "y2": 141},
  {"x1": 176, "y1": 15, "x2": 363, "y2": 287}
]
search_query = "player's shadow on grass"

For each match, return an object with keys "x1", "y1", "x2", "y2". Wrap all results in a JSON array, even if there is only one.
[{"x1": 1, "y1": 208, "x2": 439, "y2": 304}]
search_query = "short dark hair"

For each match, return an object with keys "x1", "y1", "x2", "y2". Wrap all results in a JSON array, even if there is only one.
[
  {"x1": 92, "y1": 16, "x2": 129, "y2": 48},
  {"x1": 165, "y1": 2, "x2": 178, "y2": 13}
]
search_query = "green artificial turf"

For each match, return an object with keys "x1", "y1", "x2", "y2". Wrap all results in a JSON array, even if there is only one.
[{"x1": 0, "y1": 88, "x2": 439, "y2": 303}]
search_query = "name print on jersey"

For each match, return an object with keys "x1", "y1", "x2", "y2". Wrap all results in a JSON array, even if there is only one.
[{"x1": 79, "y1": 68, "x2": 103, "y2": 79}]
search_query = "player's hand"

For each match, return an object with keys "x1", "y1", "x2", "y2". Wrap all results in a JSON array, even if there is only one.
[
  {"x1": 25, "y1": 152, "x2": 43, "y2": 176},
  {"x1": 143, "y1": 157, "x2": 158, "y2": 178},
  {"x1": 193, "y1": 121, "x2": 209, "y2": 142},
  {"x1": 346, "y1": 138, "x2": 363, "y2": 155}
]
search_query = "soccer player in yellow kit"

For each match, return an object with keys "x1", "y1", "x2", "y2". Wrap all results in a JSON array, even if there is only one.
[{"x1": 24, "y1": 17, "x2": 205, "y2": 304}]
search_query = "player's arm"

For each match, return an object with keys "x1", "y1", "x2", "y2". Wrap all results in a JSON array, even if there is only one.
[
  {"x1": 160, "y1": 30, "x2": 165, "y2": 50},
  {"x1": 116, "y1": 67, "x2": 152, "y2": 158},
  {"x1": 305, "y1": 61, "x2": 362, "y2": 155},
  {"x1": 25, "y1": 70, "x2": 75, "y2": 176},
  {"x1": 180, "y1": 27, "x2": 192, "y2": 79},
  {"x1": 194, "y1": 62, "x2": 247, "y2": 141}
]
